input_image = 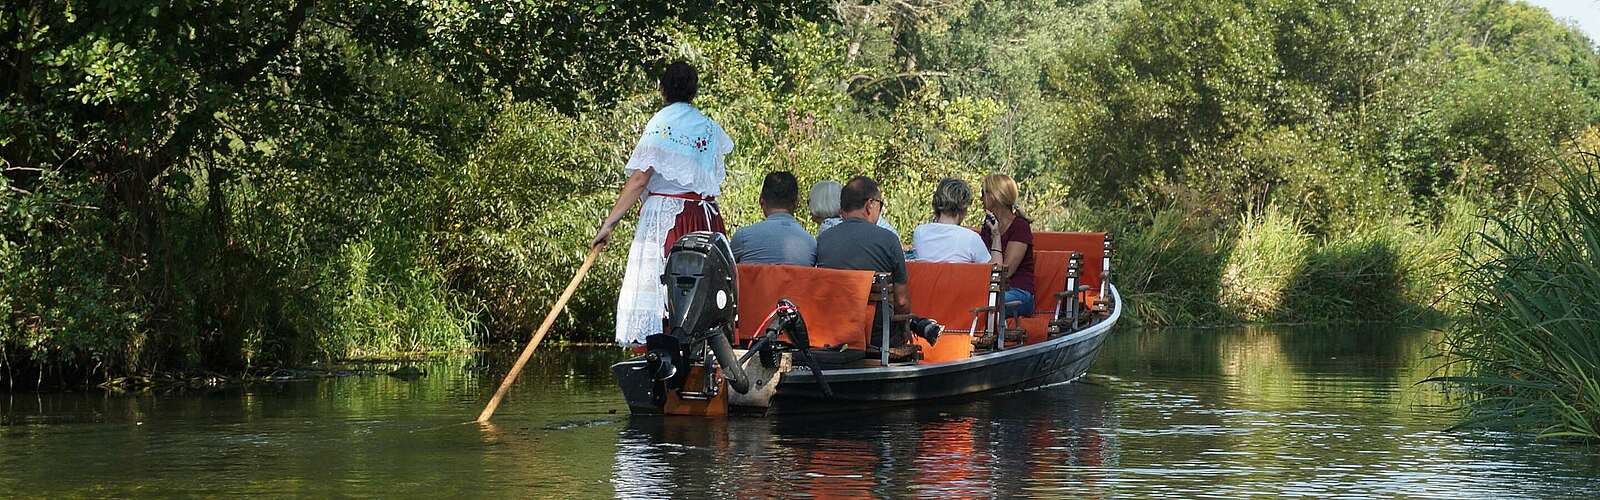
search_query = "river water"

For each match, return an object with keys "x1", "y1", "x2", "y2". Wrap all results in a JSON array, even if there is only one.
[{"x1": 2, "y1": 326, "x2": 1597, "y2": 497}]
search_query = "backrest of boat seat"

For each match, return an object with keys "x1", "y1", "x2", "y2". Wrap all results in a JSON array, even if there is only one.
[
  {"x1": 1031, "y1": 251, "x2": 1074, "y2": 314},
  {"x1": 912, "y1": 332, "x2": 974, "y2": 364},
  {"x1": 908, "y1": 259, "x2": 992, "y2": 333},
  {"x1": 735, "y1": 264, "x2": 876, "y2": 348},
  {"x1": 1019, "y1": 251, "x2": 1102, "y2": 345},
  {"x1": 1033, "y1": 232, "x2": 1105, "y2": 291},
  {"x1": 905, "y1": 261, "x2": 995, "y2": 333}
]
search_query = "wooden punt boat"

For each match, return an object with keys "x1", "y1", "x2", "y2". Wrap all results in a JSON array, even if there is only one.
[
  {"x1": 612, "y1": 230, "x2": 1120, "y2": 416},
  {"x1": 762, "y1": 285, "x2": 1118, "y2": 412}
]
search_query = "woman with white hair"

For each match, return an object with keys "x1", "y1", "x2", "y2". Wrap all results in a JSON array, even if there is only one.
[
  {"x1": 912, "y1": 177, "x2": 998, "y2": 264},
  {"x1": 809, "y1": 179, "x2": 899, "y2": 237}
]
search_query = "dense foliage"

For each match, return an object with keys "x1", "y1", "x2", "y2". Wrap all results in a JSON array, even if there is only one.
[
  {"x1": 1, "y1": 0, "x2": 825, "y2": 383},
  {"x1": 3, "y1": 0, "x2": 1597, "y2": 387}
]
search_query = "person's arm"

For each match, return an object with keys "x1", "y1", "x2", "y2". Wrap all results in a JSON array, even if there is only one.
[
  {"x1": 985, "y1": 222, "x2": 1005, "y2": 268},
  {"x1": 1000, "y1": 240, "x2": 1028, "y2": 280},
  {"x1": 893, "y1": 243, "x2": 911, "y2": 314},
  {"x1": 893, "y1": 283, "x2": 911, "y2": 314},
  {"x1": 980, "y1": 236, "x2": 1001, "y2": 265},
  {"x1": 593, "y1": 169, "x2": 652, "y2": 248}
]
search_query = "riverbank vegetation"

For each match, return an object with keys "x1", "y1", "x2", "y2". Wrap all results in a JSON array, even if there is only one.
[
  {"x1": 4, "y1": 0, "x2": 1598, "y2": 387},
  {"x1": 1435, "y1": 156, "x2": 1600, "y2": 441}
]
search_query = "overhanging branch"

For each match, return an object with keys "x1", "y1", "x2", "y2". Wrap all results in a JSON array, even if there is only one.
[{"x1": 154, "y1": 0, "x2": 317, "y2": 168}]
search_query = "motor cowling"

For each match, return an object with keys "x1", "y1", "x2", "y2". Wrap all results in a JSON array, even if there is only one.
[
  {"x1": 646, "y1": 231, "x2": 750, "y2": 395},
  {"x1": 661, "y1": 231, "x2": 738, "y2": 340}
]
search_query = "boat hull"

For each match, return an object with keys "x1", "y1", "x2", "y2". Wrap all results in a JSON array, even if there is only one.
[{"x1": 615, "y1": 285, "x2": 1122, "y2": 415}]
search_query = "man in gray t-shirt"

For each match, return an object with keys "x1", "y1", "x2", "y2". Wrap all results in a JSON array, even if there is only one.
[
  {"x1": 732, "y1": 172, "x2": 816, "y2": 265},
  {"x1": 816, "y1": 176, "x2": 911, "y2": 346},
  {"x1": 817, "y1": 218, "x2": 906, "y2": 285}
]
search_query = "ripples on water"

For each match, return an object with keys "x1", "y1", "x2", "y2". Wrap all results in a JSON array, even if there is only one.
[{"x1": 2, "y1": 326, "x2": 1598, "y2": 497}]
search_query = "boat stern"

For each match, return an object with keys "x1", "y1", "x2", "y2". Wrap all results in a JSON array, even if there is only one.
[{"x1": 611, "y1": 350, "x2": 790, "y2": 416}]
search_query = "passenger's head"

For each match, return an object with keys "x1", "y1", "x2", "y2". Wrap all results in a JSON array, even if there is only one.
[
  {"x1": 758, "y1": 171, "x2": 800, "y2": 215},
  {"x1": 982, "y1": 173, "x2": 1023, "y2": 217},
  {"x1": 931, "y1": 177, "x2": 974, "y2": 220},
  {"x1": 659, "y1": 61, "x2": 698, "y2": 104},
  {"x1": 840, "y1": 175, "x2": 883, "y2": 224},
  {"x1": 808, "y1": 180, "x2": 842, "y2": 224}
]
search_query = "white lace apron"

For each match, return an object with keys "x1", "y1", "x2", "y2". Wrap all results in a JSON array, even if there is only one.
[
  {"x1": 614, "y1": 196, "x2": 686, "y2": 345},
  {"x1": 613, "y1": 103, "x2": 732, "y2": 345}
]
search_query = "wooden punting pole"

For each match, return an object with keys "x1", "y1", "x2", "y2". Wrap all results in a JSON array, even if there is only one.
[{"x1": 477, "y1": 245, "x2": 601, "y2": 423}]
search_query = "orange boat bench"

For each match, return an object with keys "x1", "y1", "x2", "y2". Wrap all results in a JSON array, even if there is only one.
[
  {"x1": 733, "y1": 263, "x2": 990, "y2": 365},
  {"x1": 1033, "y1": 231, "x2": 1106, "y2": 298},
  {"x1": 733, "y1": 264, "x2": 876, "y2": 348},
  {"x1": 905, "y1": 261, "x2": 997, "y2": 363},
  {"x1": 730, "y1": 232, "x2": 1109, "y2": 364},
  {"x1": 1019, "y1": 232, "x2": 1107, "y2": 340}
]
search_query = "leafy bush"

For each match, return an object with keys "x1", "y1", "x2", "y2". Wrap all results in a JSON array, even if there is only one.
[
  {"x1": 4, "y1": 0, "x2": 1598, "y2": 386},
  {"x1": 0, "y1": 170, "x2": 140, "y2": 380},
  {"x1": 426, "y1": 102, "x2": 632, "y2": 343},
  {"x1": 310, "y1": 235, "x2": 476, "y2": 359},
  {"x1": 1279, "y1": 226, "x2": 1410, "y2": 323}
]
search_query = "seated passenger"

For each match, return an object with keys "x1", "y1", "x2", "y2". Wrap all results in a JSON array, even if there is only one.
[
  {"x1": 980, "y1": 174, "x2": 1036, "y2": 317},
  {"x1": 732, "y1": 172, "x2": 815, "y2": 265},
  {"x1": 816, "y1": 175, "x2": 912, "y2": 346},
  {"x1": 912, "y1": 177, "x2": 998, "y2": 264},
  {"x1": 809, "y1": 180, "x2": 899, "y2": 237}
]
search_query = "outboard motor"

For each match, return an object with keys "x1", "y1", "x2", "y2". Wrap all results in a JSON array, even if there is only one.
[{"x1": 643, "y1": 231, "x2": 752, "y2": 396}]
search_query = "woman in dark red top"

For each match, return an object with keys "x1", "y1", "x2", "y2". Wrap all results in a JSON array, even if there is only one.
[{"x1": 979, "y1": 174, "x2": 1035, "y2": 317}]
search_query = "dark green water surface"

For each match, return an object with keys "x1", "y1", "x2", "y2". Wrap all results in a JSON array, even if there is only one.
[{"x1": 3, "y1": 326, "x2": 1598, "y2": 497}]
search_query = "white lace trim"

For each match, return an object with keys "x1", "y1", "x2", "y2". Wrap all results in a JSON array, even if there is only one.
[
  {"x1": 614, "y1": 196, "x2": 688, "y2": 345},
  {"x1": 624, "y1": 143, "x2": 726, "y2": 195}
]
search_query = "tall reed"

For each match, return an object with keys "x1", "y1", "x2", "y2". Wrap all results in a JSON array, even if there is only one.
[
  {"x1": 1219, "y1": 209, "x2": 1310, "y2": 321},
  {"x1": 1434, "y1": 158, "x2": 1600, "y2": 440}
]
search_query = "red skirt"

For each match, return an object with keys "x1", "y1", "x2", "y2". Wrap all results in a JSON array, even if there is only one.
[{"x1": 655, "y1": 193, "x2": 727, "y2": 255}]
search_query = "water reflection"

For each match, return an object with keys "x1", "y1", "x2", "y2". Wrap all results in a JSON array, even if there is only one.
[
  {"x1": 3, "y1": 327, "x2": 1599, "y2": 497},
  {"x1": 612, "y1": 381, "x2": 1121, "y2": 497},
  {"x1": 606, "y1": 326, "x2": 1600, "y2": 497}
]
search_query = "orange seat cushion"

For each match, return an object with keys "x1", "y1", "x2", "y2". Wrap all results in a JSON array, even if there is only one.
[
  {"x1": 912, "y1": 333, "x2": 974, "y2": 364},
  {"x1": 906, "y1": 261, "x2": 993, "y2": 332},
  {"x1": 735, "y1": 264, "x2": 875, "y2": 348},
  {"x1": 1033, "y1": 232, "x2": 1105, "y2": 291},
  {"x1": 1032, "y1": 251, "x2": 1073, "y2": 314},
  {"x1": 1017, "y1": 316, "x2": 1053, "y2": 345}
]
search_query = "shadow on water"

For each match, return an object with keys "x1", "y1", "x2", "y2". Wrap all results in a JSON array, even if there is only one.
[{"x1": 3, "y1": 326, "x2": 1599, "y2": 497}]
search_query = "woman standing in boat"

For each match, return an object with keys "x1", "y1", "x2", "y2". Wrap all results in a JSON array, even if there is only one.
[{"x1": 593, "y1": 62, "x2": 733, "y2": 347}]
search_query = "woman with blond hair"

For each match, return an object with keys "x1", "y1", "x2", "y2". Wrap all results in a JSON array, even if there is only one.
[{"x1": 979, "y1": 174, "x2": 1035, "y2": 317}]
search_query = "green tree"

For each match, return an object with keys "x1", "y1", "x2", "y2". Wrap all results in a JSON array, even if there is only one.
[{"x1": 1, "y1": 0, "x2": 824, "y2": 381}]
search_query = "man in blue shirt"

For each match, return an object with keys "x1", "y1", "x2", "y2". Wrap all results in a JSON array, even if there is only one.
[{"x1": 731, "y1": 171, "x2": 816, "y2": 265}]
